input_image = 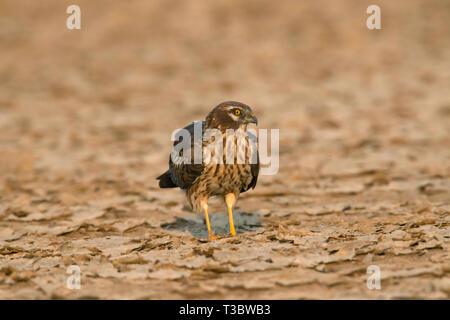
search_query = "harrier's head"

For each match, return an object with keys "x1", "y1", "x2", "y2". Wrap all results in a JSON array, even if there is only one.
[{"x1": 205, "y1": 101, "x2": 258, "y2": 130}]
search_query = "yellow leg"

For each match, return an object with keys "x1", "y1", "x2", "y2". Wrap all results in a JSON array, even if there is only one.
[
  {"x1": 225, "y1": 193, "x2": 237, "y2": 236},
  {"x1": 201, "y1": 200, "x2": 216, "y2": 240}
]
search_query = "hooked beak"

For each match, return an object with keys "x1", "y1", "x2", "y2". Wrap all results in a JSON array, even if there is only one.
[{"x1": 246, "y1": 113, "x2": 258, "y2": 125}]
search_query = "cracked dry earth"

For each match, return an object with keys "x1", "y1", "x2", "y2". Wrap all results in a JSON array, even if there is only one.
[{"x1": 0, "y1": 0, "x2": 450, "y2": 299}]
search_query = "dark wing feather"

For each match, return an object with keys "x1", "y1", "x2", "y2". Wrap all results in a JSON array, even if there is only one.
[
  {"x1": 241, "y1": 132, "x2": 259, "y2": 193},
  {"x1": 157, "y1": 170, "x2": 177, "y2": 188},
  {"x1": 167, "y1": 121, "x2": 205, "y2": 190}
]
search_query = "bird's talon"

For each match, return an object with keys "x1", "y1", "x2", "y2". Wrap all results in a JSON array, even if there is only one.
[{"x1": 208, "y1": 233, "x2": 217, "y2": 240}]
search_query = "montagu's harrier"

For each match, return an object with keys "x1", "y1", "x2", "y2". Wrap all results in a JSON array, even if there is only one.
[{"x1": 157, "y1": 101, "x2": 259, "y2": 239}]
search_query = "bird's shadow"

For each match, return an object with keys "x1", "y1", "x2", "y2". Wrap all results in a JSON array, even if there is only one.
[{"x1": 161, "y1": 211, "x2": 262, "y2": 238}]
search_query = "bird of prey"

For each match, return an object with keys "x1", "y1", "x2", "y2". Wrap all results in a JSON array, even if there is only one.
[{"x1": 157, "y1": 101, "x2": 259, "y2": 239}]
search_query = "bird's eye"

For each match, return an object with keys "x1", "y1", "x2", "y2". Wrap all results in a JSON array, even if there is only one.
[{"x1": 234, "y1": 109, "x2": 241, "y2": 116}]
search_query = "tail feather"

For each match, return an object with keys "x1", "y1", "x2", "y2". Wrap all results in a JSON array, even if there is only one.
[{"x1": 157, "y1": 170, "x2": 177, "y2": 188}]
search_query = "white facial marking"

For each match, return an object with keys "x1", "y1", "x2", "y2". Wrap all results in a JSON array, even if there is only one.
[{"x1": 229, "y1": 113, "x2": 240, "y2": 122}]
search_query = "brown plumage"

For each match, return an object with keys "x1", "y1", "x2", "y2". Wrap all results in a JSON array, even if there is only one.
[{"x1": 157, "y1": 101, "x2": 259, "y2": 239}]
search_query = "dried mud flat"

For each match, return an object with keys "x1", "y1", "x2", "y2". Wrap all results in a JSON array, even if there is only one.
[{"x1": 0, "y1": 0, "x2": 449, "y2": 299}]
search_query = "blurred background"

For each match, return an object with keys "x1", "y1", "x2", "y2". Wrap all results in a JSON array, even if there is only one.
[
  {"x1": 0, "y1": 0, "x2": 449, "y2": 183},
  {"x1": 0, "y1": 0, "x2": 449, "y2": 299}
]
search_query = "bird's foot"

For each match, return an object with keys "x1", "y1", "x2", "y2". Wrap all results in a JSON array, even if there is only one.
[{"x1": 208, "y1": 232, "x2": 218, "y2": 240}]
